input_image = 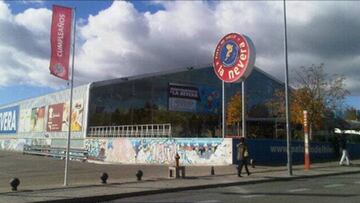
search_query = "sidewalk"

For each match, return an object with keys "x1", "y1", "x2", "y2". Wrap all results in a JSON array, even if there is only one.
[{"x1": 1, "y1": 160, "x2": 359, "y2": 203}]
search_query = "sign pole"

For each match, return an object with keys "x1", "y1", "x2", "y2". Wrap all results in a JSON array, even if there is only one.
[
  {"x1": 242, "y1": 81, "x2": 246, "y2": 138},
  {"x1": 283, "y1": 0, "x2": 293, "y2": 176},
  {"x1": 64, "y1": 7, "x2": 76, "y2": 186},
  {"x1": 213, "y1": 33, "x2": 255, "y2": 141},
  {"x1": 222, "y1": 81, "x2": 225, "y2": 138},
  {"x1": 303, "y1": 110, "x2": 310, "y2": 170}
]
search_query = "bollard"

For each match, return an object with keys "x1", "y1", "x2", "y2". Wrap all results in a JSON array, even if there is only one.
[
  {"x1": 211, "y1": 166, "x2": 215, "y2": 175},
  {"x1": 175, "y1": 153, "x2": 180, "y2": 167},
  {"x1": 9, "y1": 178, "x2": 20, "y2": 191},
  {"x1": 136, "y1": 170, "x2": 143, "y2": 181},
  {"x1": 100, "y1": 172, "x2": 108, "y2": 184}
]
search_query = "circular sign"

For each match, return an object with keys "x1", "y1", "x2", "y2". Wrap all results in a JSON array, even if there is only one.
[{"x1": 213, "y1": 33, "x2": 255, "y2": 83}]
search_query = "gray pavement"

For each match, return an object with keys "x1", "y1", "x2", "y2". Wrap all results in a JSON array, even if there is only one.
[
  {"x1": 113, "y1": 173, "x2": 360, "y2": 203},
  {"x1": 0, "y1": 151, "x2": 359, "y2": 203}
]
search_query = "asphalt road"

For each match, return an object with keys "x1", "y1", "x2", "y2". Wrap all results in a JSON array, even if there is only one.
[{"x1": 111, "y1": 173, "x2": 360, "y2": 203}]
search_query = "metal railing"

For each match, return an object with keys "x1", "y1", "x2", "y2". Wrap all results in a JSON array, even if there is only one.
[{"x1": 87, "y1": 123, "x2": 172, "y2": 138}]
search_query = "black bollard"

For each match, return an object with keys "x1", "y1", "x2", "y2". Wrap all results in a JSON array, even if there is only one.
[
  {"x1": 211, "y1": 166, "x2": 215, "y2": 175},
  {"x1": 100, "y1": 172, "x2": 108, "y2": 184},
  {"x1": 136, "y1": 170, "x2": 143, "y2": 181},
  {"x1": 9, "y1": 178, "x2": 20, "y2": 191}
]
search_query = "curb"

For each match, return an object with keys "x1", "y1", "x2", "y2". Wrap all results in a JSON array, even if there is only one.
[{"x1": 34, "y1": 169, "x2": 360, "y2": 203}]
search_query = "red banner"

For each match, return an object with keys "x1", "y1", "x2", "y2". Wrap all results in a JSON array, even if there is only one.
[{"x1": 49, "y1": 5, "x2": 72, "y2": 80}]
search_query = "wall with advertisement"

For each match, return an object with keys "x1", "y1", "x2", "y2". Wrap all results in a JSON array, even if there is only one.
[
  {"x1": 46, "y1": 100, "x2": 84, "y2": 132},
  {"x1": 0, "y1": 84, "x2": 89, "y2": 140},
  {"x1": 231, "y1": 138, "x2": 358, "y2": 165}
]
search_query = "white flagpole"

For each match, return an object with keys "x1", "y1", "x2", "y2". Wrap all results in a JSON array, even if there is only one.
[{"x1": 64, "y1": 7, "x2": 76, "y2": 186}]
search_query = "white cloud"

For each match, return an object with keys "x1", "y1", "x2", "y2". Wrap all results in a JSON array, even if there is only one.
[
  {"x1": 19, "y1": 0, "x2": 45, "y2": 5},
  {"x1": 0, "y1": 1, "x2": 11, "y2": 20},
  {"x1": 15, "y1": 8, "x2": 51, "y2": 34},
  {"x1": 0, "y1": 0, "x2": 360, "y2": 97},
  {"x1": 0, "y1": 1, "x2": 58, "y2": 88}
]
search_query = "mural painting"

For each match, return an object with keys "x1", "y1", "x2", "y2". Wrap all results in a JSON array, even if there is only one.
[
  {"x1": 105, "y1": 138, "x2": 137, "y2": 163},
  {"x1": 85, "y1": 138, "x2": 232, "y2": 165},
  {"x1": 0, "y1": 139, "x2": 27, "y2": 151},
  {"x1": 85, "y1": 139, "x2": 107, "y2": 161}
]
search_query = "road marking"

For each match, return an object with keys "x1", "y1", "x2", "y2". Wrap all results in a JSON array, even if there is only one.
[
  {"x1": 324, "y1": 184, "x2": 344, "y2": 188},
  {"x1": 242, "y1": 195, "x2": 265, "y2": 198},
  {"x1": 354, "y1": 181, "x2": 360, "y2": 184},
  {"x1": 196, "y1": 200, "x2": 221, "y2": 203},
  {"x1": 288, "y1": 188, "x2": 309, "y2": 192}
]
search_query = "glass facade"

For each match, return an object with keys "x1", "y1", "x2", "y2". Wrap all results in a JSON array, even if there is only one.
[{"x1": 88, "y1": 66, "x2": 284, "y2": 138}]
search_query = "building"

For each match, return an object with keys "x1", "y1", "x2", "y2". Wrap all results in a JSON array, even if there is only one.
[
  {"x1": 88, "y1": 66, "x2": 284, "y2": 139},
  {"x1": 1, "y1": 66, "x2": 355, "y2": 165}
]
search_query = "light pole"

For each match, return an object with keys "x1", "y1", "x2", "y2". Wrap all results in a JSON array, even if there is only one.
[{"x1": 283, "y1": 0, "x2": 292, "y2": 176}]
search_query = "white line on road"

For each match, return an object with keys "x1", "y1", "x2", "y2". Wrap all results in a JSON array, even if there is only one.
[
  {"x1": 288, "y1": 188, "x2": 309, "y2": 192},
  {"x1": 324, "y1": 184, "x2": 344, "y2": 188},
  {"x1": 196, "y1": 200, "x2": 221, "y2": 203},
  {"x1": 354, "y1": 181, "x2": 360, "y2": 184},
  {"x1": 242, "y1": 195, "x2": 265, "y2": 198}
]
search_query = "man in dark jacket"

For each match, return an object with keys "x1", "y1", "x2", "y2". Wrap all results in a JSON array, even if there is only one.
[{"x1": 236, "y1": 137, "x2": 250, "y2": 177}]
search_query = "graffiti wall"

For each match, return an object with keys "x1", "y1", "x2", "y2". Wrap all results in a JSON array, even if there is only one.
[
  {"x1": 85, "y1": 138, "x2": 232, "y2": 165},
  {"x1": 0, "y1": 138, "x2": 52, "y2": 152},
  {"x1": 0, "y1": 139, "x2": 27, "y2": 151}
]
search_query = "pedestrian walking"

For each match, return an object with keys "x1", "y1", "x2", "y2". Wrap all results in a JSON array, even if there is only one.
[
  {"x1": 339, "y1": 132, "x2": 350, "y2": 166},
  {"x1": 236, "y1": 137, "x2": 251, "y2": 177}
]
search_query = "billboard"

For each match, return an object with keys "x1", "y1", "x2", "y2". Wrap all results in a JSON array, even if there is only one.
[
  {"x1": 197, "y1": 86, "x2": 220, "y2": 114},
  {"x1": 47, "y1": 103, "x2": 64, "y2": 132},
  {"x1": 168, "y1": 83, "x2": 220, "y2": 114},
  {"x1": 0, "y1": 106, "x2": 19, "y2": 134},
  {"x1": 30, "y1": 106, "x2": 45, "y2": 132},
  {"x1": 19, "y1": 109, "x2": 31, "y2": 132},
  {"x1": 168, "y1": 83, "x2": 199, "y2": 112},
  {"x1": 62, "y1": 100, "x2": 84, "y2": 132},
  {"x1": 47, "y1": 100, "x2": 84, "y2": 132}
]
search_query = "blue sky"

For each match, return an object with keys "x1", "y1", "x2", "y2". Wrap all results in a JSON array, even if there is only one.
[
  {"x1": 0, "y1": 0, "x2": 359, "y2": 110},
  {"x1": 7, "y1": 0, "x2": 165, "y2": 18}
]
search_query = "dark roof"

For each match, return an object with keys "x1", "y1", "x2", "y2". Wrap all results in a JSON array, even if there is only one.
[{"x1": 91, "y1": 65, "x2": 284, "y2": 88}]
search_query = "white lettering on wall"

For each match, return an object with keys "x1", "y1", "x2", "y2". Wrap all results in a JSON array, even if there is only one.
[{"x1": 0, "y1": 110, "x2": 17, "y2": 132}]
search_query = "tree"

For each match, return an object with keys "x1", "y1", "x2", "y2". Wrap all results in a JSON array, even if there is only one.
[
  {"x1": 344, "y1": 107, "x2": 359, "y2": 121},
  {"x1": 267, "y1": 64, "x2": 349, "y2": 138},
  {"x1": 266, "y1": 89, "x2": 285, "y2": 118},
  {"x1": 291, "y1": 87, "x2": 326, "y2": 132},
  {"x1": 226, "y1": 91, "x2": 242, "y2": 136},
  {"x1": 291, "y1": 64, "x2": 349, "y2": 137}
]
